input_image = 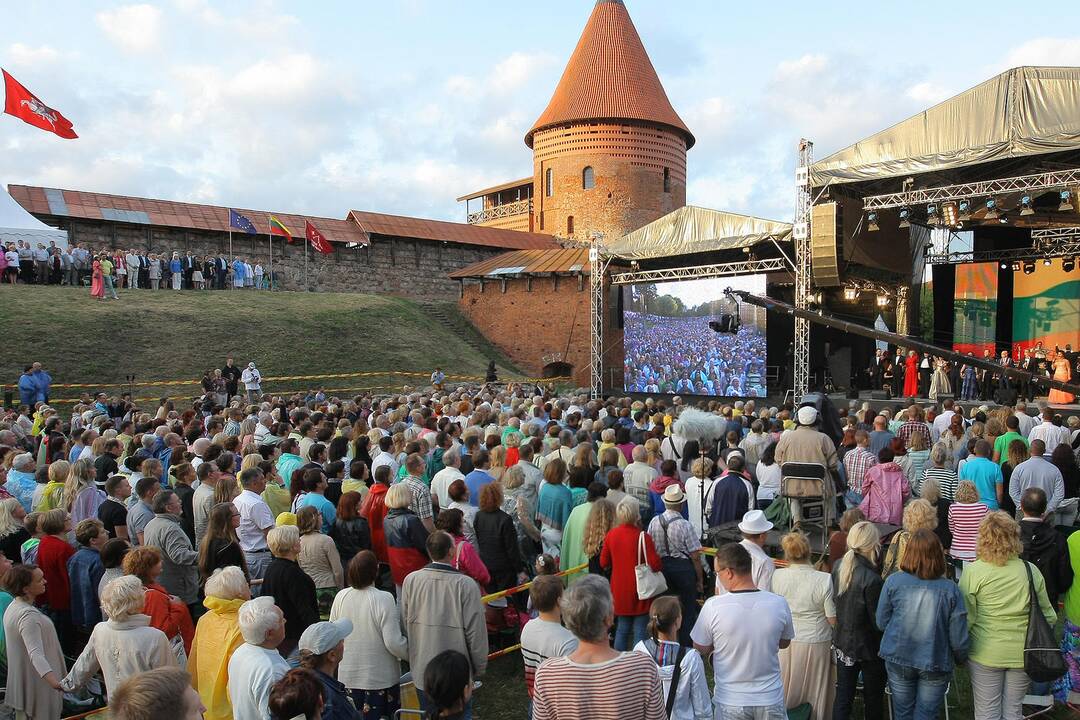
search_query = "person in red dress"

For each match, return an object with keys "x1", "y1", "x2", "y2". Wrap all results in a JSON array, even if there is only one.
[
  {"x1": 600, "y1": 497, "x2": 662, "y2": 651},
  {"x1": 903, "y1": 350, "x2": 920, "y2": 398}
]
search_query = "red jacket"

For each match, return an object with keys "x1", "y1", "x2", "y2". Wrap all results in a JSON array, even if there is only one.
[
  {"x1": 361, "y1": 484, "x2": 390, "y2": 563},
  {"x1": 37, "y1": 535, "x2": 74, "y2": 611},
  {"x1": 144, "y1": 582, "x2": 194, "y2": 653},
  {"x1": 600, "y1": 523, "x2": 662, "y2": 617}
]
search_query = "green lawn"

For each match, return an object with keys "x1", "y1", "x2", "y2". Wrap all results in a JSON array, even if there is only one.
[{"x1": 0, "y1": 285, "x2": 519, "y2": 402}]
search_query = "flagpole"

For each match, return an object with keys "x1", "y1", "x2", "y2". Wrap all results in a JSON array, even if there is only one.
[
  {"x1": 228, "y1": 220, "x2": 233, "y2": 290},
  {"x1": 304, "y1": 224, "x2": 308, "y2": 290},
  {"x1": 268, "y1": 232, "x2": 273, "y2": 292}
]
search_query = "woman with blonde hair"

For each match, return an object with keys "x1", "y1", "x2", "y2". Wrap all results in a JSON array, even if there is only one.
[
  {"x1": 487, "y1": 444, "x2": 508, "y2": 484},
  {"x1": 213, "y1": 476, "x2": 240, "y2": 506},
  {"x1": 898, "y1": 431, "x2": 930, "y2": 491},
  {"x1": 772, "y1": 531, "x2": 836, "y2": 719},
  {"x1": 296, "y1": 505, "x2": 344, "y2": 616},
  {"x1": 64, "y1": 457, "x2": 106, "y2": 524},
  {"x1": 644, "y1": 438, "x2": 662, "y2": 470},
  {"x1": 881, "y1": 499, "x2": 938, "y2": 579},
  {"x1": 960, "y1": 512, "x2": 1056, "y2": 719},
  {"x1": 947, "y1": 480, "x2": 990, "y2": 570},
  {"x1": 0, "y1": 497, "x2": 28, "y2": 562},
  {"x1": 831, "y1": 521, "x2": 885, "y2": 720}
]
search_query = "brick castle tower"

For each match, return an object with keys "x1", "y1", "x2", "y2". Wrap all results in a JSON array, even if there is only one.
[{"x1": 525, "y1": 0, "x2": 695, "y2": 243}]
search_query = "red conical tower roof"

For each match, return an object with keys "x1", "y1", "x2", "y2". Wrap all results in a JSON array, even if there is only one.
[{"x1": 525, "y1": 0, "x2": 694, "y2": 149}]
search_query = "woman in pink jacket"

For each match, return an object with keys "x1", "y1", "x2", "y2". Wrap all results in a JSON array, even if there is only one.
[
  {"x1": 859, "y1": 445, "x2": 910, "y2": 525},
  {"x1": 435, "y1": 508, "x2": 490, "y2": 590}
]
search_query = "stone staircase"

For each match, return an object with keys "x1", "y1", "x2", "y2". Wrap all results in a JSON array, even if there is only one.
[{"x1": 416, "y1": 300, "x2": 525, "y2": 377}]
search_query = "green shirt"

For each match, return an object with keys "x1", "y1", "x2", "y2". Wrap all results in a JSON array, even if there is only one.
[
  {"x1": 1065, "y1": 531, "x2": 1080, "y2": 624},
  {"x1": 100, "y1": 259, "x2": 113, "y2": 276},
  {"x1": 993, "y1": 431, "x2": 1029, "y2": 465},
  {"x1": 559, "y1": 501, "x2": 593, "y2": 578},
  {"x1": 959, "y1": 557, "x2": 1057, "y2": 667}
]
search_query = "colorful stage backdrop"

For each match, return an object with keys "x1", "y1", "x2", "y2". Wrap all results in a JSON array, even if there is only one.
[
  {"x1": 1012, "y1": 260, "x2": 1080, "y2": 357},
  {"x1": 953, "y1": 262, "x2": 998, "y2": 355}
]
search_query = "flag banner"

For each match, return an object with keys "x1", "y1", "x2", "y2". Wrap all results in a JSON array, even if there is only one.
[
  {"x1": 229, "y1": 209, "x2": 257, "y2": 235},
  {"x1": 269, "y1": 216, "x2": 293, "y2": 242},
  {"x1": 2, "y1": 69, "x2": 77, "y2": 139},
  {"x1": 306, "y1": 221, "x2": 334, "y2": 254}
]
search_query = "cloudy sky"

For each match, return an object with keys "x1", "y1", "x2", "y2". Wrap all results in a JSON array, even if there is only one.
[{"x1": 3, "y1": 1, "x2": 1080, "y2": 230}]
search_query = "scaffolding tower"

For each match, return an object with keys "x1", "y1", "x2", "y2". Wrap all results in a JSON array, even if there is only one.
[{"x1": 793, "y1": 139, "x2": 813, "y2": 399}]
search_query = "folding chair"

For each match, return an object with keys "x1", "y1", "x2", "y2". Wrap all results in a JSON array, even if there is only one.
[
  {"x1": 1021, "y1": 693, "x2": 1054, "y2": 719},
  {"x1": 780, "y1": 461, "x2": 829, "y2": 548}
]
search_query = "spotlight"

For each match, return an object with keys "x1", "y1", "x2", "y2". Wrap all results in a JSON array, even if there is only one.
[
  {"x1": 999, "y1": 213, "x2": 1009, "y2": 225},
  {"x1": 867, "y1": 212, "x2": 879, "y2": 232},
  {"x1": 876, "y1": 293, "x2": 890, "y2": 307},
  {"x1": 942, "y1": 202, "x2": 958, "y2": 227},
  {"x1": 1000, "y1": 261, "x2": 1010, "y2": 270},
  {"x1": 958, "y1": 200, "x2": 972, "y2": 221},
  {"x1": 927, "y1": 203, "x2": 940, "y2": 226},
  {"x1": 843, "y1": 286, "x2": 859, "y2": 301},
  {"x1": 1065, "y1": 257, "x2": 1077, "y2": 272},
  {"x1": 810, "y1": 291, "x2": 825, "y2": 305},
  {"x1": 1060, "y1": 190, "x2": 1075, "y2": 212},
  {"x1": 985, "y1": 199, "x2": 1000, "y2": 220},
  {"x1": 1011, "y1": 261, "x2": 1021, "y2": 271},
  {"x1": 924, "y1": 242, "x2": 935, "y2": 257},
  {"x1": 1020, "y1": 195, "x2": 1034, "y2": 216},
  {"x1": 898, "y1": 208, "x2": 911, "y2": 228},
  {"x1": 1023, "y1": 260, "x2": 1036, "y2": 275},
  {"x1": 1044, "y1": 258, "x2": 1053, "y2": 267}
]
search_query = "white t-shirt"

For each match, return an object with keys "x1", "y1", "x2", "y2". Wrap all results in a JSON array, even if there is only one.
[
  {"x1": 756, "y1": 463, "x2": 782, "y2": 501},
  {"x1": 233, "y1": 489, "x2": 274, "y2": 552},
  {"x1": 715, "y1": 540, "x2": 774, "y2": 595},
  {"x1": 690, "y1": 589, "x2": 794, "y2": 708},
  {"x1": 227, "y1": 643, "x2": 290, "y2": 720}
]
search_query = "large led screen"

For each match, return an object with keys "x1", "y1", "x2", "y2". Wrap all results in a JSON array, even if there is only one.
[
  {"x1": 953, "y1": 262, "x2": 998, "y2": 356},
  {"x1": 623, "y1": 275, "x2": 767, "y2": 397},
  {"x1": 1013, "y1": 260, "x2": 1080, "y2": 357}
]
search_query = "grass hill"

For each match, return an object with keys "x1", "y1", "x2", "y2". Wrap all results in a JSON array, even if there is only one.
[{"x1": 0, "y1": 285, "x2": 523, "y2": 403}]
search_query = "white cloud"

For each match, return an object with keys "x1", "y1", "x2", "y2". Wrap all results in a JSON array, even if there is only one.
[
  {"x1": 1004, "y1": 37, "x2": 1080, "y2": 68},
  {"x1": 906, "y1": 82, "x2": 952, "y2": 105},
  {"x1": 775, "y1": 53, "x2": 828, "y2": 80},
  {"x1": 6, "y1": 43, "x2": 60, "y2": 67},
  {"x1": 96, "y1": 4, "x2": 163, "y2": 53}
]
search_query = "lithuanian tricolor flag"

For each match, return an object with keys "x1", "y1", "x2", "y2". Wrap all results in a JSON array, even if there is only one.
[{"x1": 269, "y1": 215, "x2": 292, "y2": 242}]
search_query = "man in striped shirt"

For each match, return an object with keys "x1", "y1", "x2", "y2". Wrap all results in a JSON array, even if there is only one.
[
  {"x1": 921, "y1": 443, "x2": 959, "y2": 500},
  {"x1": 520, "y1": 576, "x2": 577, "y2": 707},
  {"x1": 842, "y1": 431, "x2": 877, "y2": 506}
]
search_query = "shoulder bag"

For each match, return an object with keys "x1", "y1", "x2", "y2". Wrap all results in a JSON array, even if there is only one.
[
  {"x1": 636, "y1": 531, "x2": 668, "y2": 600},
  {"x1": 645, "y1": 639, "x2": 687, "y2": 719},
  {"x1": 1022, "y1": 560, "x2": 1067, "y2": 682}
]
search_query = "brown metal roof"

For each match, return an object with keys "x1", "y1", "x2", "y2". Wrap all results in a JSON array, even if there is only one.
[
  {"x1": 8, "y1": 184, "x2": 366, "y2": 245},
  {"x1": 525, "y1": 0, "x2": 694, "y2": 149},
  {"x1": 455, "y1": 177, "x2": 533, "y2": 202},
  {"x1": 448, "y1": 247, "x2": 591, "y2": 279},
  {"x1": 7, "y1": 184, "x2": 559, "y2": 250},
  {"x1": 348, "y1": 210, "x2": 555, "y2": 250}
]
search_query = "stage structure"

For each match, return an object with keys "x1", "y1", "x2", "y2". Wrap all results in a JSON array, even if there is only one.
[{"x1": 589, "y1": 206, "x2": 794, "y2": 399}]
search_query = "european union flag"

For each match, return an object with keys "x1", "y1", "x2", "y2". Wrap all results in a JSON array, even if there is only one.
[{"x1": 229, "y1": 209, "x2": 257, "y2": 235}]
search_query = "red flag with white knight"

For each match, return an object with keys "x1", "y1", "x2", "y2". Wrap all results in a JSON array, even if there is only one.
[
  {"x1": 2, "y1": 69, "x2": 77, "y2": 139},
  {"x1": 305, "y1": 220, "x2": 334, "y2": 254}
]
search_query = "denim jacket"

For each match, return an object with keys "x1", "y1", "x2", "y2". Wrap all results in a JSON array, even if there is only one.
[{"x1": 876, "y1": 571, "x2": 969, "y2": 672}]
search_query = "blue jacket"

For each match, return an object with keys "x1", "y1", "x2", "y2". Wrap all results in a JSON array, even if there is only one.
[
  {"x1": 31, "y1": 370, "x2": 50, "y2": 402},
  {"x1": 67, "y1": 547, "x2": 104, "y2": 627},
  {"x1": 876, "y1": 571, "x2": 969, "y2": 672},
  {"x1": 17, "y1": 374, "x2": 35, "y2": 406}
]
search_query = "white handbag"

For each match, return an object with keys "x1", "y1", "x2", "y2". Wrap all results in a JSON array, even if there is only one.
[{"x1": 635, "y1": 531, "x2": 667, "y2": 600}]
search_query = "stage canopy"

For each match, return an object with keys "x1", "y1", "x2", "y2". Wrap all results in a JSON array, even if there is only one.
[
  {"x1": 810, "y1": 66, "x2": 1080, "y2": 187},
  {"x1": 601, "y1": 205, "x2": 791, "y2": 260}
]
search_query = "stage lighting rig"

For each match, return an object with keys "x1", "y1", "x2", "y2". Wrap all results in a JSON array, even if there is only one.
[
  {"x1": 842, "y1": 286, "x2": 859, "y2": 301},
  {"x1": 985, "y1": 199, "x2": 1000, "y2": 220},
  {"x1": 898, "y1": 208, "x2": 911, "y2": 228},
  {"x1": 867, "y1": 212, "x2": 879, "y2": 231},
  {"x1": 926, "y1": 204, "x2": 940, "y2": 226},
  {"x1": 1064, "y1": 257, "x2": 1077, "y2": 272},
  {"x1": 1044, "y1": 258, "x2": 1053, "y2": 267},
  {"x1": 876, "y1": 293, "x2": 890, "y2": 307},
  {"x1": 1060, "y1": 190, "x2": 1075, "y2": 212},
  {"x1": 1011, "y1": 261, "x2": 1021, "y2": 271},
  {"x1": 1020, "y1": 195, "x2": 1034, "y2": 216},
  {"x1": 942, "y1": 202, "x2": 959, "y2": 227},
  {"x1": 1023, "y1": 260, "x2": 1036, "y2": 274},
  {"x1": 958, "y1": 200, "x2": 971, "y2": 221}
]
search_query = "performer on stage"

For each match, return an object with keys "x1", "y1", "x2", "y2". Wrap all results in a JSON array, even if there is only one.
[
  {"x1": 903, "y1": 350, "x2": 919, "y2": 397},
  {"x1": 1049, "y1": 350, "x2": 1075, "y2": 405},
  {"x1": 929, "y1": 357, "x2": 951, "y2": 401},
  {"x1": 978, "y1": 349, "x2": 994, "y2": 400},
  {"x1": 918, "y1": 353, "x2": 932, "y2": 397},
  {"x1": 892, "y1": 348, "x2": 905, "y2": 397},
  {"x1": 960, "y1": 356, "x2": 978, "y2": 400},
  {"x1": 998, "y1": 350, "x2": 1013, "y2": 392}
]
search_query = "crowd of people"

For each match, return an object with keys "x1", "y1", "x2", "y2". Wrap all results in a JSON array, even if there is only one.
[
  {"x1": 868, "y1": 344, "x2": 1077, "y2": 405},
  {"x1": 2, "y1": 377, "x2": 1080, "y2": 719},
  {"x1": 1, "y1": 240, "x2": 270, "y2": 294},
  {"x1": 623, "y1": 312, "x2": 767, "y2": 397}
]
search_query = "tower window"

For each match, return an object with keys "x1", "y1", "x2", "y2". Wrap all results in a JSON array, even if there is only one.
[
  {"x1": 663, "y1": 167, "x2": 671, "y2": 193},
  {"x1": 545, "y1": 168, "x2": 553, "y2": 197},
  {"x1": 582, "y1": 166, "x2": 595, "y2": 189},
  {"x1": 567, "y1": 216, "x2": 574, "y2": 235}
]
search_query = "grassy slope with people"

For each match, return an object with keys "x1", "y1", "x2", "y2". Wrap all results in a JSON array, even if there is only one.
[{"x1": 0, "y1": 284, "x2": 520, "y2": 400}]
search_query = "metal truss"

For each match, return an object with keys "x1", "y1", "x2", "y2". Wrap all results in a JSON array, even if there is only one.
[
  {"x1": 589, "y1": 235, "x2": 610, "y2": 400},
  {"x1": 926, "y1": 243, "x2": 1080, "y2": 265},
  {"x1": 608, "y1": 257, "x2": 789, "y2": 285},
  {"x1": 1032, "y1": 226, "x2": 1080, "y2": 242},
  {"x1": 862, "y1": 169, "x2": 1080, "y2": 210},
  {"x1": 793, "y1": 140, "x2": 813, "y2": 399}
]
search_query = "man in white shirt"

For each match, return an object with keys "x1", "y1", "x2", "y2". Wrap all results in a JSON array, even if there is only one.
[
  {"x1": 515, "y1": 444, "x2": 543, "y2": 509},
  {"x1": 1014, "y1": 402, "x2": 1037, "y2": 438},
  {"x1": 692, "y1": 542, "x2": 793, "y2": 720},
  {"x1": 716, "y1": 510, "x2": 775, "y2": 595},
  {"x1": 253, "y1": 413, "x2": 273, "y2": 445},
  {"x1": 233, "y1": 467, "x2": 275, "y2": 583},
  {"x1": 371, "y1": 436, "x2": 400, "y2": 479},
  {"x1": 520, "y1": 575, "x2": 578, "y2": 706},
  {"x1": 1029, "y1": 408, "x2": 1070, "y2": 455},
  {"x1": 430, "y1": 447, "x2": 465, "y2": 509},
  {"x1": 931, "y1": 398, "x2": 956, "y2": 443},
  {"x1": 228, "y1": 596, "x2": 290, "y2": 720}
]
